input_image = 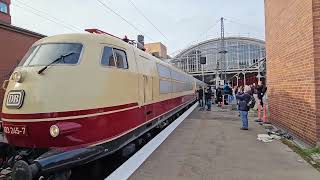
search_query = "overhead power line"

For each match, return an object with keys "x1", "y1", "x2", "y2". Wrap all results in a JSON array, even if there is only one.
[
  {"x1": 95, "y1": 0, "x2": 154, "y2": 41},
  {"x1": 12, "y1": 4, "x2": 79, "y2": 33},
  {"x1": 169, "y1": 19, "x2": 221, "y2": 56},
  {"x1": 13, "y1": 0, "x2": 82, "y2": 32},
  {"x1": 128, "y1": 0, "x2": 168, "y2": 41},
  {"x1": 224, "y1": 18, "x2": 264, "y2": 34}
]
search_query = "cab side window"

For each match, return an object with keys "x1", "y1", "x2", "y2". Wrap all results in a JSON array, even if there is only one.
[
  {"x1": 101, "y1": 47, "x2": 116, "y2": 67},
  {"x1": 114, "y1": 49, "x2": 128, "y2": 69},
  {"x1": 101, "y1": 47, "x2": 128, "y2": 69}
]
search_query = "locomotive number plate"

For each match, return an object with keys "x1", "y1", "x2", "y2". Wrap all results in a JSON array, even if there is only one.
[
  {"x1": 6, "y1": 90, "x2": 25, "y2": 109},
  {"x1": 3, "y1": 124, "x2": 27, "y2": 136}
]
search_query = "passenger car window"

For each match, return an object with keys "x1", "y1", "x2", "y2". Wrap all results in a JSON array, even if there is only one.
[
  {"x1": 157, "y1": 64, "x2": 171, "y2": 79},
  {"x1": 113, "y1": 49, "x2": 128, "y2": 69},
  {"x1": 101, "y1": 47, "x2": 115, "y2": 67}
]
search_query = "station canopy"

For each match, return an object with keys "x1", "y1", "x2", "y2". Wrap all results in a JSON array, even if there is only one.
[{"x1": 169, "y1": 37, "x2": 266, "y2": 76}]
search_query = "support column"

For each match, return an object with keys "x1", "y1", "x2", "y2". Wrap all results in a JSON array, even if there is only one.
[
  {"x1": 186, "y1": 56, "x2": 189, "y2": 73},
  {"x1": 236, "y1": 75, "x2": 239, "y2": 86}
]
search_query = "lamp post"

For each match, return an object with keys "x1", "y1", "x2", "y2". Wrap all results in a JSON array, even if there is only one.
[
  {"x1": 257, "y1": 58, "x2": 261, "y2": 82},
  {"x1": 200, "y1": 56, "x2": 207, "y2": 110},
  {"x1": 236, "y1": 74, "x2": 239, "y2": 86}
]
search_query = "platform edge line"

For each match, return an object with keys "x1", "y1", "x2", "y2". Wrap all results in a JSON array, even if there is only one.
[{"x1": 105, "y1": 102, "x2": 198, "y2": 180}]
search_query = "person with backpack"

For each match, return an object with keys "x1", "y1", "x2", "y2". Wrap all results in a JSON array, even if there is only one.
[{"x1": 236, "y1": 85, "x2": 255, "y2": 130}]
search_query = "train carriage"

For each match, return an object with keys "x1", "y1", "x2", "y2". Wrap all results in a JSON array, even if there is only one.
[{"x1": 0, "y1": 32, "x2": 199, "y2": 179}]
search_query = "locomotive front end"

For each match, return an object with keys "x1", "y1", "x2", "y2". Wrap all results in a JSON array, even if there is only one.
[
  {"x1": 1, "y1": 38, "x2": 86, "y2": 149},
  {"x1": 0, "y1": 35, "x2": 104, "y2": 179},
  {"x1": 0, "y1": 33, "x2": 142, "y2": 179}
]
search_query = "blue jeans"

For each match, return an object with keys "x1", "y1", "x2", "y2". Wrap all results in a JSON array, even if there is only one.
[
  {"x1": 207, "y1": 99, "x2": 212, "y2": 110},
  {"x1": 199, "y1": 98, "x2": 203, "y2": 107},
  {"x1": 239, "y1": 111, "x2": 248, "y2": 128},
  {"x1": 228, "y1": 95, "x2": 234, "y2": 104}
]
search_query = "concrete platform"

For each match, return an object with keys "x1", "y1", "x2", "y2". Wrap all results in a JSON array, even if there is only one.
[{"x1": 129, "y1": 106, "x2": 320, "y2": 180}]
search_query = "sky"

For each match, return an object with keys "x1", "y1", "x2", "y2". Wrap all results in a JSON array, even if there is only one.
[{"x1": 10, "y1": 0, "x2": 265, "y2": 56}]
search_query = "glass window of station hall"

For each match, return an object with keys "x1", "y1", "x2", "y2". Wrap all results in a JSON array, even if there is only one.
[
  {"x1": 0, "y1": 1, "x2": 8, "y2": 14},
  {"x1": 172, "y1": 38, "x2": 265, "y2": 74}
]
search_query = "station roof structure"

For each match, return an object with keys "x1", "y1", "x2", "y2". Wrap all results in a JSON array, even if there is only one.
[{"x1": 169, "y1": 37, "x2": 266, "y2": 78}]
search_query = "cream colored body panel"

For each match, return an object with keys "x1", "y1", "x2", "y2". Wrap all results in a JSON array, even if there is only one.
[{"x1": 2, "y1": 33, "x2": 196, "y2": 115}]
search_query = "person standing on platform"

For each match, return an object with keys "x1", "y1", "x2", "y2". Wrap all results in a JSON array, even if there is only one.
[
  {"x1": 224, "y1": 83, "x2": 232, "y2": 104},
  {"x1": 256, "y1": 81, "x2": 267, "y2": 107},
  {"x1": 197, "y1": 87, "x2": 204, "y2": 107},
  {"x1": 216, "y1": 87, "x2": 223, "y2": 106},
  {"x1": 205, "y1": 86, "x2": 212, "y2": 111},
  {"x1": 236, "y1": 85, "x2": 253, "y2": 130}
]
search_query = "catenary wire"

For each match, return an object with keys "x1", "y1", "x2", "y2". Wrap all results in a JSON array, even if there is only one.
[
  {"x1": 128, "y1": 0, "x2": 168, "y2": 41},
  {"x1": 169, "y1": 19, "x2": 221, "y2": 57},
  {"x1": 13, "y1": 0, "x2": 82, "y2": 32},
  {"x1": 11, "y1": 4, "x2": 79, "y2": 33},
  {"x1": 95, "y1": 0, "x2": 155, "y2": 41}
]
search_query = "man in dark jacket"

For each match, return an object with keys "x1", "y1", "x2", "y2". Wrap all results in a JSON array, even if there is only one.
[
  {"x1": 197, "y1": 87, "x2": 204, "y2": 107},
  {"x1": 216, "y1": 87, "x2": 223, "y2": 105},
  {"x1": 223, "y1": 83, "x2": 232, "y2": 105},
  {"x1": 236, "y1": 85, "x2": 252, "y2": 130},
  {"x1": 256, "y1": 81, "x2": 267, "y2": 107},
  {"x1": 205, "y1": 87, "x2": 212, "y2": 111}
]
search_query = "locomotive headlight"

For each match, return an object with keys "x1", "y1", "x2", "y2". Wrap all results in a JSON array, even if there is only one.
[
  {"x1": 11, "y1": 71, "x2": 23, "y2": 83},
  {"x1": 50, "y1": 125, "x2": 60, "y2": 138}
]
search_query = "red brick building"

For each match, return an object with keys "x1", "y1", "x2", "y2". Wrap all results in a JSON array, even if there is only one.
[
  {"x1": 0, "y1": 0, "x2": 45, "y2": 108},
  {"x1": 265, "y1": 0, "x2": 320, "y2": 146}
]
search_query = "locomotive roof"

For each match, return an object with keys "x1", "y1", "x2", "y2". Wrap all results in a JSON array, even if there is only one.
[
  {"x1": 34, "y1": 33, "x2": 126, "y2": 46},
  {"x1": 34, "y1": 33, "x2": 191, "y2": 77}
]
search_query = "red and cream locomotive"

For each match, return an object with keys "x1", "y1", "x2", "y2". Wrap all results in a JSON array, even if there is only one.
[{"x1": 0, "y1": 29, "x2": 201, "y2": 179}]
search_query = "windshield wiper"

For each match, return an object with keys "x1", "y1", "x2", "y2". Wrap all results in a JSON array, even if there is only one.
[{"x1": 38, "y1": 52, "x2": 75, "y2": 74}]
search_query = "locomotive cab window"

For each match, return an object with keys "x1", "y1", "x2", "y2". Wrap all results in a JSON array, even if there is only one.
[
  {"x1": 101, "y1": 47, "x2": 116, "y2": 67},
  {"x1": 18, "y1": 46, "x2": 37, "y2": 66},
  {"x1": 19, "y1": 43, "x2": 83, "y2": 66},
  {"x1": 101, "y1": 47, "x2": 128, "y2": 69},
  {"x1": 114, "y1": 49, "x2": 128, "y2": 69}
]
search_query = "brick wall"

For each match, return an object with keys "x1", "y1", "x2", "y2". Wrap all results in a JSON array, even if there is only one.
[
  {"x1": 313, "y1": 0, "x2": 320, "y2": 145},
  {"x1": 0, "y1": 26, "x2": 43, "y2": 110},
  {"x1": 144, "y1": 42, "x2": 168, "y2": 59},
  {"x1": 265, "y1": 0, "x2": 320, "y2": 145}
]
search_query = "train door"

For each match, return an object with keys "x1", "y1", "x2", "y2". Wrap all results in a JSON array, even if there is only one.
[
  {"x1": 138, "y1": 56, "x2": 154, "y2": 121},
  {"x1": 143, "y1": 75, "x2": 153, "y2": 102}
]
